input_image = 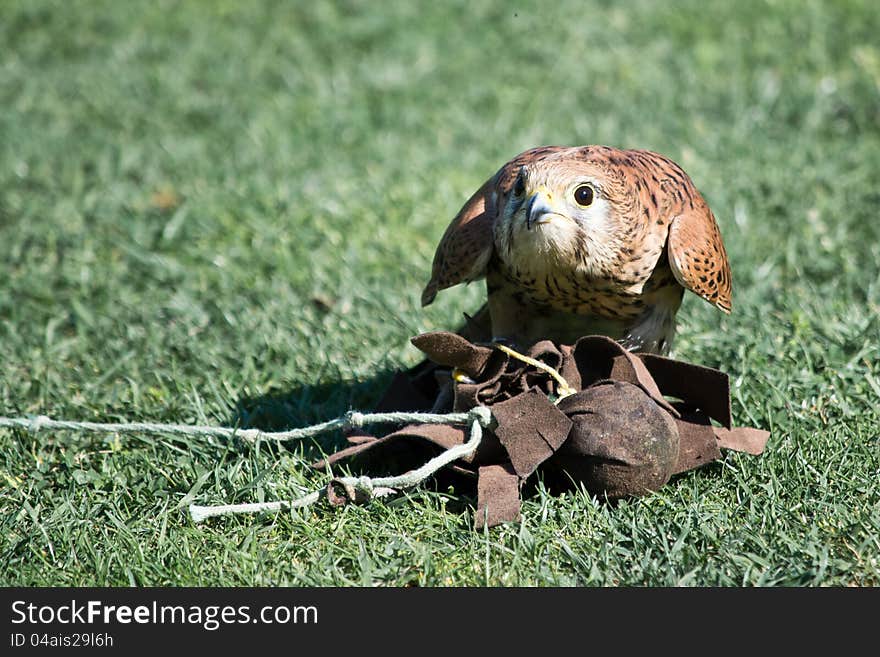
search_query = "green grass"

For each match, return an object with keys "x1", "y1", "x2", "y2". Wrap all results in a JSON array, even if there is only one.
[{"x1": 1, "y1": 0, "x2": 879, "y2": 586}]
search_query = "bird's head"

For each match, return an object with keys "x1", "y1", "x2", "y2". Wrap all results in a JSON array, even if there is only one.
[
  {"x1": 495, "y1": 149, "x2": 632, "y2": 277},
  {"x1": 422, "y1": 145, "x2": 731, "y2": 314}
]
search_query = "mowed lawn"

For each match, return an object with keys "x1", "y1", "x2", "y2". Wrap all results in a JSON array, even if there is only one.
[{"x1": 1, "y1": 0, "x2": 878, "y2": 586}]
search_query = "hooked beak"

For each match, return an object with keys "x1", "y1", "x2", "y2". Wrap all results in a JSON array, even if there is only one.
[{"x1": 525, "y1": 188, "x2": 561, "y2": 230}]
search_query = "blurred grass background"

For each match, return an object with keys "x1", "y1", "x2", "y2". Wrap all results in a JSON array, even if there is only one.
[{"x1": 1, "y1": 0, "x2": 878, "y2": 585}]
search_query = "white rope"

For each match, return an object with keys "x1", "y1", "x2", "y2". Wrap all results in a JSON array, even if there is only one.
[
  {"x1": 0, "y1": 406, "x2": 494, "y2": 523},
  {"x1": 0, "y1": 409, "x2": 478, "y2": 442},
  {"x1": 189, "y1": 406, "x2": 493, "y2": 522}
]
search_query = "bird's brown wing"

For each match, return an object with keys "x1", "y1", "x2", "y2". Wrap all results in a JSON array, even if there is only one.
[
  {"x1": 420, "y1": 175, "x2": 497, "y2": 306},
  {"x1": 667, "y1": 200, "x2": 733, "y2": 313},
  {"x1": 421, "y1": 146, "x2": 567, "y2": 306}
]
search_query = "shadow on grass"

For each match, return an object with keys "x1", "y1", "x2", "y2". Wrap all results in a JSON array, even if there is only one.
[
  {"x1": 228, "y1": 365, "x2": 480, "y2": 513},
  {"x1": 230, "y1": 368, "x2": 398, "y2": 456}
]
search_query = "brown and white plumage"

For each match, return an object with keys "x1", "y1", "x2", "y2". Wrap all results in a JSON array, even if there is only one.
[{"x1": 421, "y1": 145, "x2": 732, "y2": 354}]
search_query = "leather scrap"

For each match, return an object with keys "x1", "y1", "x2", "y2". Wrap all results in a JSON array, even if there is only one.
[
  {"x1": 714, "y1": 426, "x2": 770, "y2": 455},
  {"x1": 345, "y1": 431, "x2": 379, "y2": 445},
  {"x1": 572, "y1": 336, "x2": 678, "y2": 417},
  {"x1": 312, "y1": 433, "x2": 390, "y2": 471},
  {"x1": 311, "y1": 422, "x2": 504, "y2": 471},
  {"x1": 558, "y1": 344, "x2": 581, "y2": 392},
  {"x1": 474, "y1": 463, "x2": 521, "y2": 529},
  {"x1": 489, "y1": 388, "x2": 573, "y2": 478},
  {"x1": 523, "y1": 341, "x2": 568, "y2": 394},
  {"x1": 312, "y1": 328, "x2": 771, "y2": 529},
  {"x1": 640, "y1": 353, "x2": 731, "y2": 428},
  {"x1": 553, "y1": 381, "x2": 680, "y2": 498},
  {"x1": 411, "y1": 331, "x2": 494, "y2": 379},
  {"x1": 452, "y1": 351, "x2": 512, "y2": 411},
  {"x1": 671, "y1": 407, "x2": 722, "y2": 475}
]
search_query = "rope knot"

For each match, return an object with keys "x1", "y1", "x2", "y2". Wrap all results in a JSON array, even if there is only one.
[
  {"x1": 345, "y1": 410, "x2": 365, "y2": 430},
  {"x1": 468, "y1": 405, "x2": 493, "y2": 427},
  {"x1": 326, "y1": 476, "x2": 374, "y2": 506}
]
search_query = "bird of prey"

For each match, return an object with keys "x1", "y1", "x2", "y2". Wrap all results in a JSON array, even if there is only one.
[{"x1": 421, "y1": 145, "x2": 731, "y2": 354}]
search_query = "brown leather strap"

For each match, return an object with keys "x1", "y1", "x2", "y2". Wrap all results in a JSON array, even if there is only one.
[
  {"x1": 715, "y1": 426, "x2": 770, "y2": 455},
  {"x1": 489, "y1": 388, "x2": 572, "y2": 477},
  {"x1": 474, "y1": 463, "x2": 521, "y2": 529}
]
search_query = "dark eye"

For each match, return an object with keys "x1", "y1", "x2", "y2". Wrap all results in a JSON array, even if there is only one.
[
  {"x1": 513, "y1": 175, "x2": 526, "y2": 197},
  {"x1": 573, "y1": 184, "x2": 594, "y2": 206}
]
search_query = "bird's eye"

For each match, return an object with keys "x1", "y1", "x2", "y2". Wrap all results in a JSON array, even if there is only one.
[
  {"x1": 573, "y1": 184, "x2": 595, "y2": 207},
  {"x1": 513, "y1": 175, "x2": 526, "y2": 197}
]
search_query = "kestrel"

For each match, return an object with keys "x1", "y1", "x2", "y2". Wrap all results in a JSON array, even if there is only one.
[{"x1": 421, "y1": 145, "x2": 731, "y2": 354}]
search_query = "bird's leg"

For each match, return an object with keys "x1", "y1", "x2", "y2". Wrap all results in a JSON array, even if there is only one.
[
  {"x1": 620, "y1": 287, "x2": 683, "y2": 355},
  {"x1": 486, "y1": 273, "x2": 532, "y2": 347}
]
